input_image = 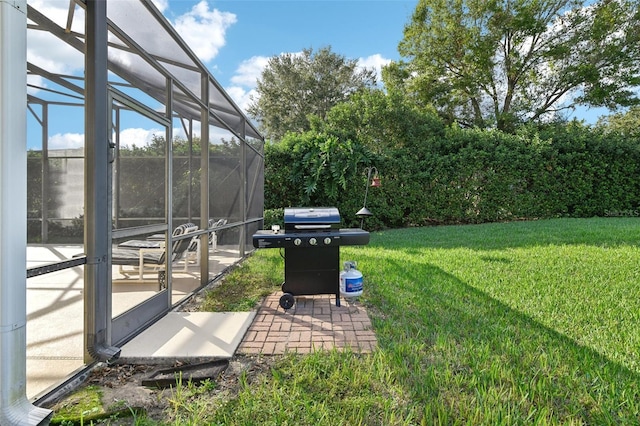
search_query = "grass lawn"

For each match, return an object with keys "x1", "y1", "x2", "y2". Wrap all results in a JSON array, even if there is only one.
[{"x1": 143, "y1": 218, "x2": 640, "y2": 424}]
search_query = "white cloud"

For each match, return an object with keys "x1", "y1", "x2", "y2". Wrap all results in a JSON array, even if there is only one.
[
  {"x1": 27, "y1": 1, "x2": 85, "y2": 74},
  {"x1": 118, "y1": 127, "x2": 164, "y2": 148},
  {"x1": 230, "y1": 56, "x2": 269, "y2": 87},
  {"x1": 226, "y1": 56, "x2": 269, "y2": 112},
  {"x1": 27, "y1": 74, "x2": 46, "y2": 96},
  {"x1": 172, "y1": 0, "x2": 236, "y2": 62},
  {"x1": 151, "y1": 0, "x2": 169, "y2": 13},
  {"x1": 28, "y1": 33, "x2": 84, "y2": 74},
  {"x1": 48, "y1": 133, "x2": 84, "y2": 150},
  {"x1": 27, "y1": 0, "x2": 84, "y2": 99},
  {"x1": 172, "y1": 119, "x2": 201, "y2": 141},
  {"x1": 226, "y1": 86, "x2": 258, "y2": 112},
  {"x1": 227, "y1": 54, "x2": 305, "y2": 112},
  {"x1": 28, "y1": 0, "x2": 84, "y2": 32},
  {"x1": 358, "y1": 54, "x2": 392, "y2": 85}
]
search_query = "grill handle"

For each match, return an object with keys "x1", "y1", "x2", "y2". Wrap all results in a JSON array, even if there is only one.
[{"x1": 293, "y1": 224, "x2": 332, "y2": 230}]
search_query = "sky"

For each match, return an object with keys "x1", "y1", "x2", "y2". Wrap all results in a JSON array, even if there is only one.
[
  {"x1": 25, "y1": 0, "x2": 608, "y2": 150},
  {"x1": 26, "y1": 0, "x2": 418, "y2": 149},
  {"x1": 160, "y1": 0, "x2": 419, "y2": 111}
]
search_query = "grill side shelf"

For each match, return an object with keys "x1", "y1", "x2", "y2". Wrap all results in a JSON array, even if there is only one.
[{"x1": 252, "y1": 229, "x2": 369, "y2": 249}]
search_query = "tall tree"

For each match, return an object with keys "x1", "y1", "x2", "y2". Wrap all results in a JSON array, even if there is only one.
[
  {"x1": 596, "y1": 106, "x2": 640, "y2": 138},
  {"x1": 247, "y1": 46, "x2": 377, "y2": 140},
  {"x1": 386, "y1": 0, "x2": 640, "y2": 132}
]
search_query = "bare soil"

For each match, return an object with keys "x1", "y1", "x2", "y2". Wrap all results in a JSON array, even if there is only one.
[{"x1": 74, "y1": 355, "x2": 275, "y2": 424}]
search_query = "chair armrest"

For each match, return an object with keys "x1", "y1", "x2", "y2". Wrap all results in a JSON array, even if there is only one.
[
  {"x1": 139, "y1": 247, "x2": 164, "y2": 256},
  {"x1": 138, "y1": 247, "x2": 165, "y2": 271}
]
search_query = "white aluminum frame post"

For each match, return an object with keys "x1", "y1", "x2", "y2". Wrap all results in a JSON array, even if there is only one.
[{"x1": 0, "y1": 0, "x2": 52, "y2": 424}]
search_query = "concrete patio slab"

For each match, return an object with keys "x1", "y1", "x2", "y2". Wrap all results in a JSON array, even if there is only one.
[{"x1": 119, "y1": 311, "x2": 256, "y2": 363}]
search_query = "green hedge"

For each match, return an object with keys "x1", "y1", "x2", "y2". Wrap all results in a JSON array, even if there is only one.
[{"x1": 264, "y1": 115, "x2": 640, "y2": 230}]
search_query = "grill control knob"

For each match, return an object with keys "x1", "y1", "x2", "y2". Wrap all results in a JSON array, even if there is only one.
[
  {"x1": 293, "y1": 238, "x2": 302, "y2": 246},
  {"x1": 324, "y1": 237, "x2": 332, "y2": 245},
  {"x1": 309, "y1": 237, "x2": 317, "y2": 246}
]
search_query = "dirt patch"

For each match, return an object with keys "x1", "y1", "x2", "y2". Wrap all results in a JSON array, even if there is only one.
[
  {"x1": 86, "y1": 364, "x2": 164, "y2": 421},
  {"x1": 48, "y1": 354, "x2": 277, "y2": 424}
]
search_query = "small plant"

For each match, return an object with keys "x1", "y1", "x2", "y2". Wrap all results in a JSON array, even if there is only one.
[
  {"x1": 49, "y1": 384, "x2": 148, "y2": 425},
  {"x1": 163, "y1": 372, "x2": 218, "y2": 423},
  {"x1": 50, "y1": 385, "x2": 104, "y2": 424}
]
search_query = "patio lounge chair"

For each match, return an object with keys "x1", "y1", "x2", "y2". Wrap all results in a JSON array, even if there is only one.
[
  {"x1": 183, "y1": 218, "x2": 228, "y2": 265},
  {"x1": 112, "y1": 223, "x2": 198, "y2": 288},
  {"x1": 208, "y1": 218, "x2": 227, "y2": 252}
]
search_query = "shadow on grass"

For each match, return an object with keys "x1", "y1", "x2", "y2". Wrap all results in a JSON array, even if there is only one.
[{"x1": 362, "y1": 255, "x2": 640, "y2": 424}]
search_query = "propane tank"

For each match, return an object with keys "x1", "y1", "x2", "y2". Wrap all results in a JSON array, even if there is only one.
[{"x1": 340, "y1": 261, "x2": 363, "y2": 298}]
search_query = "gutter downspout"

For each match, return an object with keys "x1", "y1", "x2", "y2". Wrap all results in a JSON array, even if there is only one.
[{"x1": 0, "y1": 0, "x2": 52, "y2": 423}]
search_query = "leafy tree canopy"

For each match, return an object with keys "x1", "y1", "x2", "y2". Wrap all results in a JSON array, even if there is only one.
[
  {"x1": 386, "y1": 0, "x2": 640, "y2": 132},
  {"x1": 319, "y1": 89, "x2": 446, "y2": 153},
  {"x1": 118, "y1": 135, "x2": 241, "y2": 157},
  {"x1": 247, "y1": 46, "x2": 377, "y2": 141},
  {"x1": 596, "y1": 106, "x2": 640, "y2": 138}
]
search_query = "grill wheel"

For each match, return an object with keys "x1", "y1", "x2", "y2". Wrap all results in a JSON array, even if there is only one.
[{"x1": 279, "y1": 292, "x2": 295, "y2": 310}]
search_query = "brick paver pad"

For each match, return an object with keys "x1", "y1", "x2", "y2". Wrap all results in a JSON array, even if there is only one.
[{"x1": 237, "y1": 292, "x2": 378, "y2": 355}]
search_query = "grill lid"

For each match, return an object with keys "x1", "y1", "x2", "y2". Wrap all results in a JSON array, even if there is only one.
[{"x1": 284, "y1": 207, "x2": 341, "y2": 230}]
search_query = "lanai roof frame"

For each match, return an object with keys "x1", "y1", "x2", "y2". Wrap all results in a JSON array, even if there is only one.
[{"x1": 26, "y1": 0, "x2": 262, "y2": 142}]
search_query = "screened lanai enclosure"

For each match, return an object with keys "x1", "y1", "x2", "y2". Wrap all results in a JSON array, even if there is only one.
[{"x1": 8, "y1": 0, "x2": 264, "y2": 414}]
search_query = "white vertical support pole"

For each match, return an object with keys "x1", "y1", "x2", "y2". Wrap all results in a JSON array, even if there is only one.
[{"x1": 0, "y1": 0, "x2": 52, "y2": 424}]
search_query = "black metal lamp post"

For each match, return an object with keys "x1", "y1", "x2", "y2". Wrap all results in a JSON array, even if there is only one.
[{"x1": 356, "y1": 166, "x2": 380, "y2": 228}]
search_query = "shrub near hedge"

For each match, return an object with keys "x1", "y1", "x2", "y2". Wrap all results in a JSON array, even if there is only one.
[
  {"x1": 428, "y1": 127, "x2": 572, "y2": 224},
  {"x1": 264, "y1": 119, "x2": 640, "y2": 230},
  {"x1": 539, "y1": 123, "x2": 640, "y2": 218}
]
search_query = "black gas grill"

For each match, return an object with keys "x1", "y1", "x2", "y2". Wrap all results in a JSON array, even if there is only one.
[{"x1": 253, "y1": 207, "x2": 369, "y2": 309}]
